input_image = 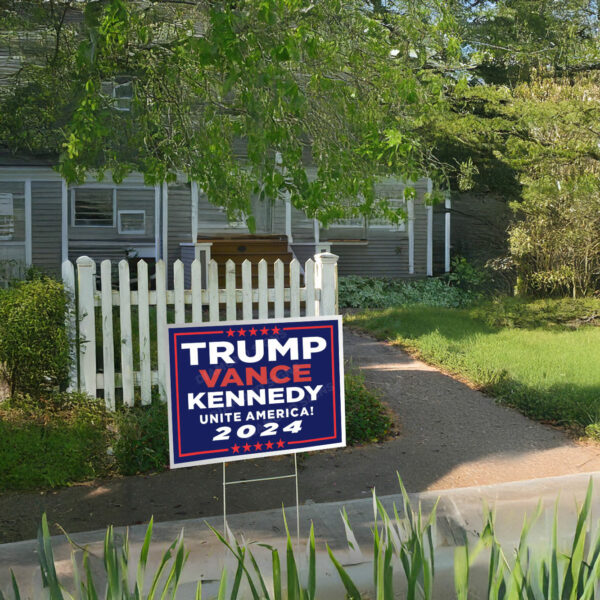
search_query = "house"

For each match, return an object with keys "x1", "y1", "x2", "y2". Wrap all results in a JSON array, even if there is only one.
[
  {"x1": 0, "y1": 6, "x2": 452, "y2": 285},
  {"x1": 0, "y1": 151, "x2": 450, "y2": 286}
]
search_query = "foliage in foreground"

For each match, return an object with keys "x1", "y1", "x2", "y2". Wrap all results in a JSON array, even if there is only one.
[
  {"x1": 4, "y1": 478, "x2": 600, "y2": 600},
  {"x1": 347, "y1": 300, "x2": 600, "y2": 433}
]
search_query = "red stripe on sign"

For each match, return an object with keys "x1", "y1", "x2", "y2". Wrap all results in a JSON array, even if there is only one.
[
  {"x1": 174, "y1": 330, "x2": 225, "y2": 460},
  {"x1": 179, "y1": 447, "x2": 229, "y2": 457}
]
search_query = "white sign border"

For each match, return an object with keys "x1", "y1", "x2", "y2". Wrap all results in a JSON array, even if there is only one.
[{"x1": 166, "y1": 314, "x2": 345, "y2": 469}]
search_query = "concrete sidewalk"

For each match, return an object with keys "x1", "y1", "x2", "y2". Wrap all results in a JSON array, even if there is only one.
[{"x1": 2, "y1": 472, "x2": 600, "y2": 598}]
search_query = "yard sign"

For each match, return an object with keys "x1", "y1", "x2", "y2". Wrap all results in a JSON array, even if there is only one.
[{"x1": 167, "y1": 315, "x2": 345, "y2": 468}]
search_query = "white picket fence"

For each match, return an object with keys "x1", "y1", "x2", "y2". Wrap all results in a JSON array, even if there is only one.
[{"x1": 62, "y1": 253, "x2": 339, "y2": 410}]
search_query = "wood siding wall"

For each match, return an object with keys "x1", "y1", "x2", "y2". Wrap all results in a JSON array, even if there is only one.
[{"x1": 31, "y1": 181, "x2": 62, "y2": 277}]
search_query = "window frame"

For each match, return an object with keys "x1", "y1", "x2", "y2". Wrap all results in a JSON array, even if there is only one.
[
  {"x1": 118, "y1": 209, "x2": 147, "y2": 235},
  {"x1": 0, "y1": 192, "x2": 15, "y2": 241},
  {"x1": 113, "y1": 80, "x2": 133, "y2": 112},
  {"x1": 368, "y1": 197, "x2": 407, "y2": 232},
  {"x1": 71, "y1": 187, "x2": 116, "y2": 228}
]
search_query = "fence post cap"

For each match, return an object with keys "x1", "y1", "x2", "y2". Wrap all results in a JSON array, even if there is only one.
[
  {"x1": 315, "y1": 252, "x2": 339, "y2": 264},
  {"x1": 76, "y1": 256, "x2": 96, "y2": 271}
]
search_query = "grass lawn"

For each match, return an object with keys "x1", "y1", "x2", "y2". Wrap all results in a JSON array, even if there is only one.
[{"x1": 346, "y1": 297, "x2": 600, "y2": 433}]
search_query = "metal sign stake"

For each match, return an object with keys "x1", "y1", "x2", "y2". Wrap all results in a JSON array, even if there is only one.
[{"x1": 222, "y1": 456, "x2": 301, "y2": 548}]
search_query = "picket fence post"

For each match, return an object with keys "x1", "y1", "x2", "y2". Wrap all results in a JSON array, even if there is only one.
[
  {"x1": 61, "y1": 260, "x2": 77, "y2": 392},
  {"x1": 156, "y1": 259, "x2": 168, "y2": 402},
  {"x1": 138, "y1": 260, "x2": 152, "y2": 405},
  {"x1": 76, "y1": 256, "x2": 96, "y2": 397},
  {"x1": 315, "y1": 252, "x2": 339, "y2": 316},
  {"x1": 119, "y1": 259, "x2": 134, "y2": 407},
  {"x1": 100, "y1": 260, "x2": 115, "y2": 410}
]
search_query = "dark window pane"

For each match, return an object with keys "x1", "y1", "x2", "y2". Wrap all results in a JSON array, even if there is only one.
[{"x1": 74, "y1": 189, "x2": 113, "y2": 226}]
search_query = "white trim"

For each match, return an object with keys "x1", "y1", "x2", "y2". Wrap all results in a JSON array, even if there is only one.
[
  {"x1": 154, "y1": 184, "x2": 161, "y2": 260},
  {"x1": 61, "y1": 179, "x2": 68, "y2": 263},
  {"x1": 0, "y1": 168, "x2": 153, "y2": 185},
  {"x1": 426, "y1": 178, "x2": 433, "y2": 277},
  {"x1": 191, "y1": 181, "x2": 199, "y2": 243},
  {"x1": 162, "y1": 182, "x2": 168, "y2": 263},
  {"x1": 313, "y1": 219, "x2": 320, "y2": 244},
  {"x1": 445, "y1": 192, "x2": 451, "y2": 273},
  {"x1": 71, "y1": 186, "x2": 116, "y2": 228},
  {"x1": 118, "y1": 209, "x2": 146, "y2": 235},
  {"x1": 285, "y1": 198, "x2": 292, "y2": 242},
  {"x1": 24, "y1": 179, "x2": 32, "y2": 266}
]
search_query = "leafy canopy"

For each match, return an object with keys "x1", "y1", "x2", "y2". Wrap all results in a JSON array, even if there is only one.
[{"x1": 0, "y1": 0, "x2": 460, "y2": 224}]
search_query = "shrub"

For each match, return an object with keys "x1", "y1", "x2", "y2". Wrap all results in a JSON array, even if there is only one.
[
  {"x1": 345, "y1": 371, "x2": 393, "y2": 444},
  {"x1": 113, "y1": 400, "x2": 170, "y2": 475},
  {"x1": 0, "y1": 276, "x2": 71, "y2": 397},
  {"x1": 0, "y1": 392, "x2": 111, "y2": 490},
  {"x1": 338, "y1": 275, "x2": 476, "y2": 309},
  {"x1": 444, "y1": 256, "x2": 492, "y2": 295},
  {"x1": 509, "y1": 175, "x2": 600, "y2": 297}
]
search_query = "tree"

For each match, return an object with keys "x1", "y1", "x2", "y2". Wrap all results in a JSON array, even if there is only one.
[{"x1": 0, "y1": 0, "x2": 460, "y2": 225}]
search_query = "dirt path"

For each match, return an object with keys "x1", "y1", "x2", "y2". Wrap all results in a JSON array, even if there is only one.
[{"x1": 2, "y1": 328, "x2": 600, "y2": 544}]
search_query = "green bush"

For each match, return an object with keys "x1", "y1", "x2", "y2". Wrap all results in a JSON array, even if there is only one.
[
  {"x1": 0, "y1": 393, "x2": 111, "y2": 490},
  {"x1": 113, "y1": 400, "x2": 170, "y2": 475},
  {"x1": 345, "y1": 371, "x2": 393, "y2": 444},
  {"x1": 338, "y1": 275, "x2": 476, "y2": 309},
  {"x1": 0, "y1": 276, "x2": 71, "y2": 397},
  {"x1": 444, "y1": 256, "x2": 492, "y2": 295}
]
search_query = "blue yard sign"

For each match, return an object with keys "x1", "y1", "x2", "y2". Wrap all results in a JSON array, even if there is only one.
[{"x1": 166, "y1": 316, "x2": 345, "y2": 468}]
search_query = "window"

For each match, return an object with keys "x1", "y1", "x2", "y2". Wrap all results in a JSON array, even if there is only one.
[
  {"x1": 332, "y1": 198, "x2": 365, "y2": 228},
  {"x1": 113, "y1": 80, "x2": 133, "y2": 111},
  {"x1": 0, "y1": 193, "x2": 14, "y2": 240},
  {"x1": 101, "y1": 78, "x2": 133, "y2": 111},
  {"x1": 118, "y1": 210, "x2": 146, "y2": 234},
  {"x1": 72, "y1": 188, "x2": 115, "y2": 227},
  {"x1": 369, "y1": 198, "x2": 407, "y2": 231}
]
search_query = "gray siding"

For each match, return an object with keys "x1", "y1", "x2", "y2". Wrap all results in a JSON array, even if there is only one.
[
  {"x1": 31, "y1": 181, "x2": 62, "y2": 276},
  {"x1": 167, "y1": 184, "x2": 192, "y2": 283},
  {"x1": 320, "y1": 178, "x2": 430, "y2": 278}
]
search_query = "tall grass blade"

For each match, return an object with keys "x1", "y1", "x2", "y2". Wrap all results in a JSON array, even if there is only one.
[
  {"x1": 37, "y1": 514, "x2": 68, "y2": 600},
  {"x1": 307, "y1": 523, "x2": 316, "y2": 600},
  {"x1": 135, "y1": 517, "x2": 155, "y2": 597},
  {"x1": 229, "y1": 547, "x2": 245, "y2": 600},
  {"x1": 565, "y1": 478, "x2": 593, "y2": 600},
  {"x1": 82, "y1": 552, "x2": 100, "y2": 600},
  {"x1": 210, "y1": 524, "x2": 262, "y2": 600},
  {"x1": 327, "y1": 544, "x2": 362, "y2": 600},
  {"x1": 247, "y1": 545, "x2": 273, "y2": 600},
  {"x1": 147, "y1": 537, "x2": 180, "y2": 599},
  {"x1": 217, "y1": 568, "x2": 228, "y2": 600},
  {"x1": 283, "y1": 510, "x2": 300, "y2": 600},
  {"x1": 155, "y1": 530, "x2": 188, "y2": 600}
]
